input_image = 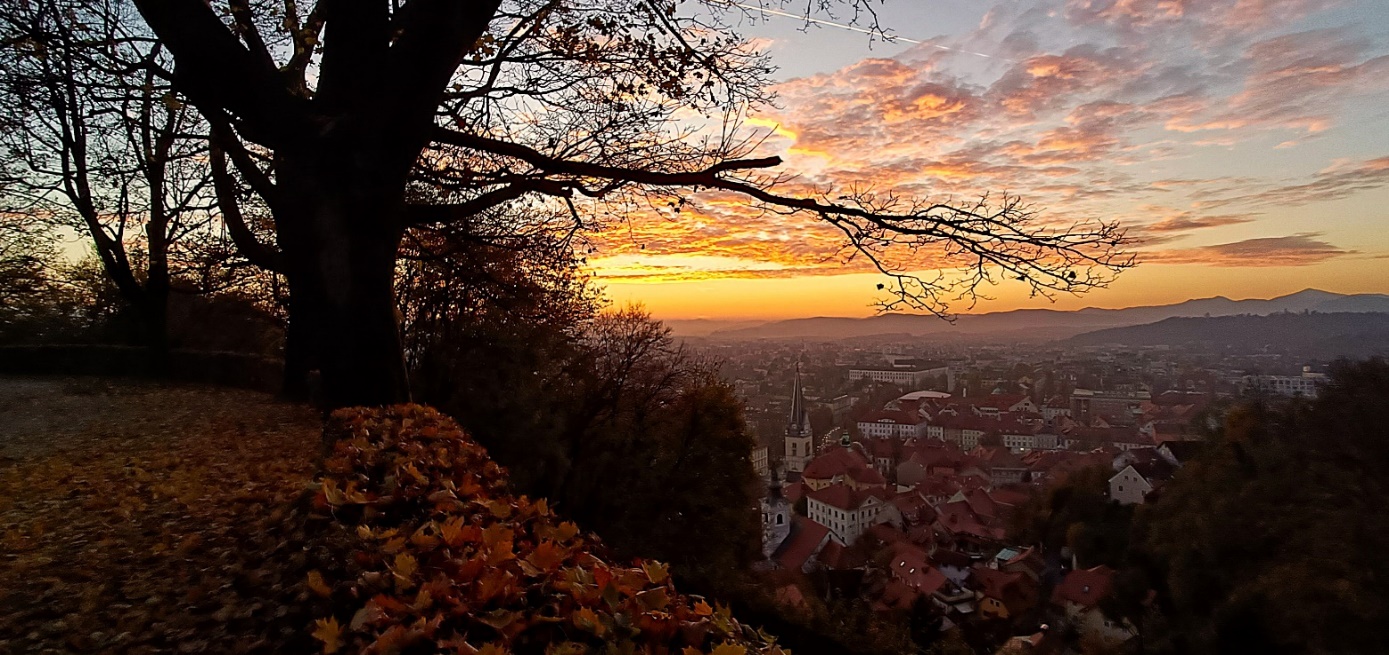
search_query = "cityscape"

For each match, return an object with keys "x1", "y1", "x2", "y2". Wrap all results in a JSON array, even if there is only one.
[{"x1": 2, "y1": 0, "x2": 1388, "y2": 654}]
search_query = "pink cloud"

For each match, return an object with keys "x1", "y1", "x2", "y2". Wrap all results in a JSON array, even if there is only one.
[{"x1": 1142, "y1": 233, "x2": 1355, "y2": 266}]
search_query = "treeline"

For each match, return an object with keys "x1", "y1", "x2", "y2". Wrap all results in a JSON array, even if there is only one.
[{"x1": 1011, "y1": 358, "x2": 1389, "y2": 654}]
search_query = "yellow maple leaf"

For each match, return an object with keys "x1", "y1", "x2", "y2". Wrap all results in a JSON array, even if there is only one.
[
  {"x1": 393, "y1": 553, "x2": 418, "y2": 588},
  {"x1": 642, "y1": 560, "x2": 669, "y2": 585},
  {"x1": 553, "y1": 521, "x2": 579, "y2": 542},
  {"x1": 307, "y1": 570, "x2": 332, "y2": 598},
  {"x1": 312, "y1": 616, "x2": 343, "y2": 654},
  {"x1": 572, "y1": 607, "x2": 606, "y2": 636}
]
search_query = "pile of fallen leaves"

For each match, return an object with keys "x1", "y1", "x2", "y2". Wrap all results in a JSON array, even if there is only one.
[
  {"x1": 0, "y1": 377, "x2": 327, "y2": 654},
  {"x1": 309, "y1": 405, "x2": 785, "y2": 655}
]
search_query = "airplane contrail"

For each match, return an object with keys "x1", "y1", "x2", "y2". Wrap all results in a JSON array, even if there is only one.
[{"x1": 713, "y1": 1, "x2": 1006, "y2": 61}]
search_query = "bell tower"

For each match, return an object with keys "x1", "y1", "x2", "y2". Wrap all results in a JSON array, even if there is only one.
[
  {"x1": 784, "y1": 363, "x2": 814, "y2": 473},
  {"x1": 761, "y1": 471, "x2": 791, "y2": 558}
]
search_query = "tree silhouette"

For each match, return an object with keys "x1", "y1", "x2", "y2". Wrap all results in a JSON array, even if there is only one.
[
  {"x1": 0, "y1": 0, "x2": 226, "y2": 361},
  {"x1": 115, "y1": 0, "x2": 1133, "y2": 406}
]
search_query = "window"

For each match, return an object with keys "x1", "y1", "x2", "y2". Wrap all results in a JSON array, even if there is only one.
[{"x1": 776, "y1": 515, "x2": 784, "y2": 525}]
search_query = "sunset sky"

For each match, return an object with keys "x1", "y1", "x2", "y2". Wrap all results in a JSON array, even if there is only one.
[{"x1": 589, "y1": 0, "x2": 1389, "y2": 320}]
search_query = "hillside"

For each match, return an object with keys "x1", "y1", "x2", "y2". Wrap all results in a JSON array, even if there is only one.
[
  {"x1": 0, "y1": 380, "x2": 784, "y2": 655},
  {"x1": 1064, "y1": 312, "x2": 1389, "y2": 357},
  {"x1": 704, "y1": 289, "x2": 1389, "y2": 341}
]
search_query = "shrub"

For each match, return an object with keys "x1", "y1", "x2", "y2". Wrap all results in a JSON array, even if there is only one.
[{"x1": 309, "y1": 405, "x2": 784, "y2": 655}]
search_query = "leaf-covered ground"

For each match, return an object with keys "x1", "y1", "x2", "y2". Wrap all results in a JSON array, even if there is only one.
[
  {"x1": 0, "y1": 376, "x2": 324, "y2": 654},
  {"x1": 0, "y1": 379, "x2": 784, "y2": 655}
]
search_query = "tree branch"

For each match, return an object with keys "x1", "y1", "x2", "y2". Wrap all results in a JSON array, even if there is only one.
[
  {"x1": 316, "y1": 0, "x2": 391, "y2": 113},
  {"x1": 210, "y1": 139, "x2": 284, "y2": 272},
  {"x1": 376, "y1": 0, "x2": 503, "y2": 165},
  {"x1": 131, "y1": 0, "x2": 313, "y2": 147},
  {"x1": 404, "y1": 178, "x2": 576, "y2": 226}
]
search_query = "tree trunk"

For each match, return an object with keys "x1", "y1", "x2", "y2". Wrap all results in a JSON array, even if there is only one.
[
  {"x1": 280, "y1": 289, "x2": 319, "y2": 402},
  {"x1": 144, "y1": 283, "x2": 169, "y2": 374},
  {"x1": 145, "y1": 213, "x2": 170, "y2": 375},
  {"x1": 277, "y1": 143, "x2": 412, "y2": 409}
]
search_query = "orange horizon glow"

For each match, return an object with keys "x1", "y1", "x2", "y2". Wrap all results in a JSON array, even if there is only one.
[
  {"x1": 586, "y1": 1, "x2": 1389, "y2": 323},
  {"x1": 597, "y1": 260, "x2": 1389, "y2": 321}
]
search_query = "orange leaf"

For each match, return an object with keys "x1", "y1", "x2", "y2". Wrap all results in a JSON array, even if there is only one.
[
  {"x1": 524, "y1": 540, "x2": 567, "y2": 573},
  {"x1": 693, "y1": 600, "x2": 714, "y2": 616},
  {"x1": 476, "y1": 568, "x2": 515, "y2": 603},
  {"x1": 710, "y1": 644, "x2": 747, "y2": 655},
  {"x1": 487, "y1": 500, "x2": 513, "y2": 519},
  {"x1": 482, "y1": 523, "x2": 513, "y2": 549},
  {"x1": 311, "y1": 617, "x2": 343, "y2": 654},
  {"x1": 411, "y1": 531, "x2": 440, "y2": 551}
]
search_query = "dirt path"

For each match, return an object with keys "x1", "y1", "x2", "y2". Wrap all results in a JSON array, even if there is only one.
[{"x1": 0, "y1": 376, "x2": 324, "y2": 654}]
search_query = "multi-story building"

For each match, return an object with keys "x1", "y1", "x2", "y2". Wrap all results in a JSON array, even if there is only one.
[
  {"x1": 806, "y1": 483, "x2": 890, "y2": 545},
  {"x1": 751, "y1": 446, "x2": 769, "y2": 479},
  {"x1": 856, "y1": 408, "x2": 929, "y2": 439},
  {"x1": 849, "y1": 366, "x2": 952, "y2": 389},
  {"x1": 1070, "y1": 388, "x2": 1150, "y2": 424},
  {"x1": 1240, "y1": 369, "x2": 1324, "y2": 397}
]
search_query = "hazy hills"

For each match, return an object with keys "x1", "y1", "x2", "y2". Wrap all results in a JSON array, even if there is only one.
[
  {"x1": 685, "y1": 289, "x2": 1389, "y2": 341},
  {"x1": 1065, "y1": 312, "x2": 1389, "y2": 358}
]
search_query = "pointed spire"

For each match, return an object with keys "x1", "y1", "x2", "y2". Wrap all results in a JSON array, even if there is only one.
[{"x1": 787, "y1": 361, "x2": 811, "y2": 439}]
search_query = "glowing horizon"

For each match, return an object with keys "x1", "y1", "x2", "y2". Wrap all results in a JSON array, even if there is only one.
[{"x1": 582, "y1": 0, "x2": 1389, "y2": 322}]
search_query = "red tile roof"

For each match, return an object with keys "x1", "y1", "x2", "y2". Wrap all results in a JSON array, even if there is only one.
[
  {"x1": 865, "y1": 523, "x2": 911, "y2": 547},
  {"x1": 978, "y1": 394, "x2": 1033, "y2": 411},
  {"x1": 1051, "y1": 565, "x2": 1115, "y2": 609},
  {"x1": 890, "y1": 491, "x2": 933, "y2": 522},
  {"x1": 886, "y1": 543, "x2": 948, "y2": 594},
  {"x1": 875, "y1": 579, "x2": 920, "y2": 612},
  {"x1": 807, "y1": 482, "x2": 888, "y2": 511},
  {"x1": 802, "y1": 445, "x2": 886, "y2": 486},
  {"x1": 773, "y1": 516, "x2": 830, "y2": 571},
  {"x1": 970, "y1": 566, "x2": 1028, "y2": 601}
]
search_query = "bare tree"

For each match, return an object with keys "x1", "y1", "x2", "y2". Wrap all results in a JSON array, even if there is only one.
[
  {"x1": 118, "y1": 0, "x2": 1131, "y2": 407},
  {"x1": 0, "y1": 0, "x2": 219, "y2": 361}
]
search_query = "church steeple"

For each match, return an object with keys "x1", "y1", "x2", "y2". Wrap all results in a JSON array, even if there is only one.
[
  {"x1": 788, "y1": 362, "x2": 812, "y2": 439},
  {"x1": 784, "y1": 362, "x2": 815, "y2": 474}
]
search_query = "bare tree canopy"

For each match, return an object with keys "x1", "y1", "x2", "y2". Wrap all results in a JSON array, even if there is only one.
[
  {"x1": 33, "y1": 0, "x2": 1131, "y2": 406},
  {"x1": 0, "y1": 0, "x2": 257, "y2": 357}
]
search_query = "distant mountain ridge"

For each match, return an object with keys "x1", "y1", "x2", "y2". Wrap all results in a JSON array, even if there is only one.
[
  {"x1": 698, "y1": 289, "x2": 1389, "y2": 341},
  {"x1": 1065, "y1": 312, "x2": 1389, "y2": 358}
]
